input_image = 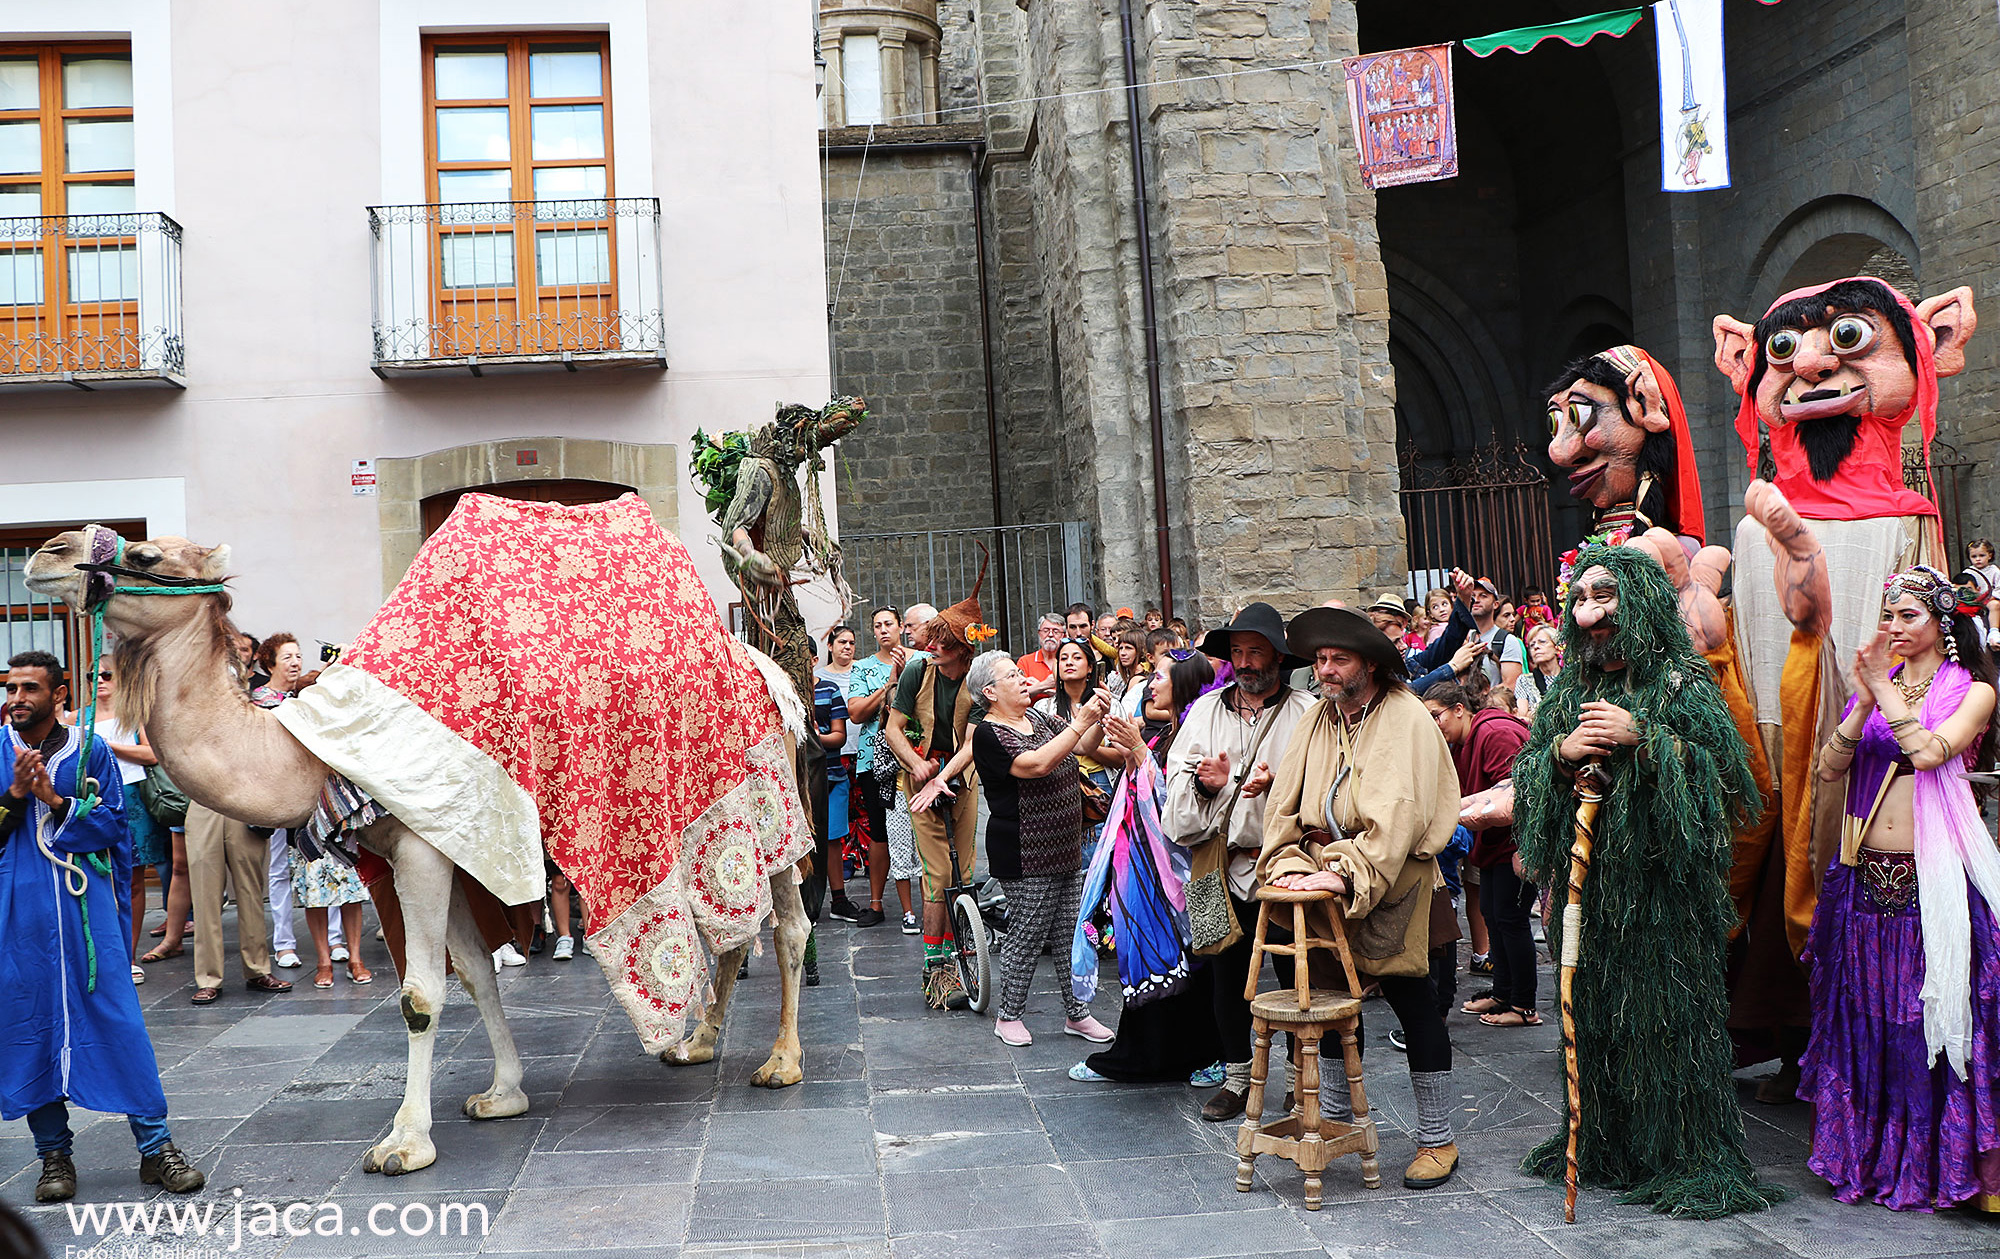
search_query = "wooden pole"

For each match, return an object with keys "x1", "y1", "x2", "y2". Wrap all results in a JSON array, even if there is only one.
[{"x1": 1561, "y1": 760, "x2": 1608, "y2": 1224}]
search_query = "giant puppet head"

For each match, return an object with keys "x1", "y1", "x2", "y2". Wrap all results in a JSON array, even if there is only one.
[
  {"x1": 1713, "y1": 278, "x2": 1976, "y2": 521},
  {"x1": 1542, "y1": 345, "x2": 1705, "y2": 545},
  {"x1": 751, "y1": 395, "x2": 867, "y2": 474}
]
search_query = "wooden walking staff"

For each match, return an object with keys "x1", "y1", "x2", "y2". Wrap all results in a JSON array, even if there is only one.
[{"x1": 1560, "y1": 759, "x2": 1610, "y2": 1224}]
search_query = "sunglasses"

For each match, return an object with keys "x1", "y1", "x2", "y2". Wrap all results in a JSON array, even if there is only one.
[{"x1": 96, "y1": 671, "x2": 114, "y2": 681}]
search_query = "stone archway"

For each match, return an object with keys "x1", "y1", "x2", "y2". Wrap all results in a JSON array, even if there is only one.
[
  {"x1": 1744, "y1": 194, "x2": 1921, "y2": 315},
  {"x1": 374, "y1": 436, "x2": 678, "y2": 594}
]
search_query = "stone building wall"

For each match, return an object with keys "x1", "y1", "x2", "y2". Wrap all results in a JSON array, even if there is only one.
[
  {"x1": 1133, "y1": 0, "x2": 1403, "y2": 618},
  {"x1": 1908, "y1": 0, "x2": 2000, "y2": 544},
  {"x1": 821, "y1": 130, "x2": 997, "y2": 540}
]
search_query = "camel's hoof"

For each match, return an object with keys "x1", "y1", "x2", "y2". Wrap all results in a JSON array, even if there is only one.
[
  {"x1": 464, "y1": 1088, "x2": 530, "y2": 1120},
  {"x1": 660, "y1": 1039, "x2": 716, "y2": 1071},
  {"x1": 364, "y1": 1138, "x2": 436, "y2": 1176},
  {"x1": 750, "y1": 1055, "x2": 803, "y2": 1089}
]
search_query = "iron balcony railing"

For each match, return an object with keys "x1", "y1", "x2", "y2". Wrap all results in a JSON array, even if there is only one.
[
  {"x1": 367, "y1": 197, "x2": 666, "y2": 374},
  {"x1": 0, "y1": 211, "x2": 185, "y2": 386}
]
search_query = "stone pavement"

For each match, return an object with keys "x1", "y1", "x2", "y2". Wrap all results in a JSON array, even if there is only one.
[{"x1": 8, "y1": 899, "x2": 2000, "y2": 1259}]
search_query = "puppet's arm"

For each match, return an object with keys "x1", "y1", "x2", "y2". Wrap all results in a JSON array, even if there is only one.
[{"x1": 1744, "y1": 479, "x2": 1832, "y2": 639}]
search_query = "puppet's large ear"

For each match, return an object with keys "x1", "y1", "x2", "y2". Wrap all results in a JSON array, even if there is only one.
[
  {"x1": 1916, "y1": 286, "x2": 1977, "y2": 378},
  {"x1": 1712, "y1": 315, "x2": 1757, "y2": 394},
  {"x1": 1623, "y1": 366, "x2": 1673, "y2": 434}
]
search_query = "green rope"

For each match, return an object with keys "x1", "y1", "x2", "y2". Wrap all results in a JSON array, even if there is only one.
[{"x1": 72, "y1": 851, "x2": 112, "y2": 993}]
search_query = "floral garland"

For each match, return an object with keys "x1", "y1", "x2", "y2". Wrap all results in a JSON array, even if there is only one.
[{"x1": 1556, "y1": 526, "x2": 1631, "y2": 604}]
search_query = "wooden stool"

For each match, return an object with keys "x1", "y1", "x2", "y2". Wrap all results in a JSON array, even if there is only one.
[{"x1": 1234, "y1": 885, "x2": 1379, "y2": 1209}]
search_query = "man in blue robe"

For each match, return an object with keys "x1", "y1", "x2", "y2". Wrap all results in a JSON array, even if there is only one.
[{"x1": 0, "y1": 651, "x2": 202, "y2": 1202}]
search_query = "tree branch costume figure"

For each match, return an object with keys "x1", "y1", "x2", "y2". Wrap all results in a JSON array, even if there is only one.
[
  {"x1": 1513, "y1": 545, "x2": 1785, "y2": 1218},
  {"x1": 1803, "y1": 565, "x2": 2000, "y2": 1211},
  {"x1": 717, "y1": 396, "x2": 866, "y2": 706}
]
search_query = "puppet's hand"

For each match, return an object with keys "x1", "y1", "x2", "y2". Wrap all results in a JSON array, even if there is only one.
[
  {"x1": 1620, "y1": 526, "x2": 1730, "y2": 654},
  {"x1": 1746, "y1": 480, "x2": 1832, "y2": 638}
]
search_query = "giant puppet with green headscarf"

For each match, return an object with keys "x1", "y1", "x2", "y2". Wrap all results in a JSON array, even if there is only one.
[{"x1": 1512, "y1": 542, "x2": 1785, "y2": 1220}]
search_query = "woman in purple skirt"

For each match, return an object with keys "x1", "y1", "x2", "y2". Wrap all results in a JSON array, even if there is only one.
[{"x1": 1805, "y1": 565, "x2": 2000, "y2": 1211}]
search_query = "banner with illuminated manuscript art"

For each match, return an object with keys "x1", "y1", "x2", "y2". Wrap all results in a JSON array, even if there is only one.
[{"x1": 1341, "y1": 44, "x2": 1457, "y2": 190}]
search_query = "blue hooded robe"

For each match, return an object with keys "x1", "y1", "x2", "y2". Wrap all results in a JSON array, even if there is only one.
[{"x1": 0, "y1": 724, "x2": 170, "y2": 1122}]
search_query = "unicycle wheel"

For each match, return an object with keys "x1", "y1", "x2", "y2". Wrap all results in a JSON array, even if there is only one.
[{"x1": 950, "y1": 892, "x2": 992, "y2": 1013}]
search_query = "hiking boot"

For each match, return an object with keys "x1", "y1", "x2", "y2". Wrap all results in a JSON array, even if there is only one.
[
  {"x1": 1404, "y1": 1142, "x2": 1460, "y2": 1190},
  {"x1": 140, "y1": 1143, "x2": 205, "y2": 1194},
  {"x1": 36, "y1": 1151, "x2": 76, "y2": 1202}
]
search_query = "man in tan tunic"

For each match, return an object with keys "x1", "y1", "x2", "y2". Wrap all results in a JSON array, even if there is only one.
[{"x1": 1260, "y1": 606, "x2": 1464, "y2": 1190}]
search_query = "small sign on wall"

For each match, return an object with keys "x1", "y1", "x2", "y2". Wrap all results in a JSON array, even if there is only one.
[{"x1": 351, "y1": 458, "x2": 378, "y2": 496}]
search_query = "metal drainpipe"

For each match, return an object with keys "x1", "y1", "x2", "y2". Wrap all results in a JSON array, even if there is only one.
[
  {"x1": 967, "y1": 146, "x2": 1014, "y2": 653},
  {"x1": 1118, "y1": 0, "x2": 1174, "y2": 619}
]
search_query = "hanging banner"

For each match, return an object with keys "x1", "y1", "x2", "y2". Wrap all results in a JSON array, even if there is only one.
[
  {"x1": 1656, "y1": 0, "x2": 1728, "y2": 190},
  {"x1": 1342, "y1": 44, "x2": 1457, "y2": 190}
]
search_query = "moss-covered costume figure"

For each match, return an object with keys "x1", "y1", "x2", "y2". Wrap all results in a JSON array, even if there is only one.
[{"x1": 1513, "y1": 544, "x2": 1787, "y2": 1218}]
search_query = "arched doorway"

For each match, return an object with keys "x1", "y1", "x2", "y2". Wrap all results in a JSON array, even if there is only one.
[
  {"x1": 375, "y1": 436, "x2": 679, "y2": 594},
  {"x1": 420, "y1": 478, "x2": 636, "y2": 539}
]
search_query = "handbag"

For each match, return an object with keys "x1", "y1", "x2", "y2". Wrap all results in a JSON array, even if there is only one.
[
  {"x1": 1184, "y1": 703, "x2": 1283, "y2": 956},
  {"x1": 137, "y1": 762, "x2": 189, "y2": 828},
  {"x1": 1078, "y1": 773, "x2": 1112, "y2": 824}
]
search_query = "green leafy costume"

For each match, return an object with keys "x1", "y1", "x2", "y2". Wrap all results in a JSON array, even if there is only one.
[{"x1": 1515, "y1": 544, "x2": 1787, "y2": 1218}]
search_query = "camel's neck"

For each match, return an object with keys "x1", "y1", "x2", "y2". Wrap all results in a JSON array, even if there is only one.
[{"x1": 124, "y1": 609, "x2": 328, "y2": 827}]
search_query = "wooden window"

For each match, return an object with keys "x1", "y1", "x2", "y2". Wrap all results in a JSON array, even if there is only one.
[
  {"x1": 0, "y1": 43, "x2": 139, "y2": 373},
  {"x1": 422, "y1": 33, "x2": 618, "y2": 357}
]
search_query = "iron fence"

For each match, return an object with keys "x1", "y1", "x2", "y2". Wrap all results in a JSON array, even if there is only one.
[
  {"x1": 840, "y1": 522, "x2": 1097, "y2": 655},
  {"x1": 1399, "y1": 443, "x2": 1556, "y2": 603},
  {"x1": 0, "y1": 211, "x2": 184, "y2": 382},
  {"x1": 367, "y1": 197, "x2": 665, "y2": 372},
  {"x1": 1904, "y1": 438, "x2": 1978, "y2": 563}
]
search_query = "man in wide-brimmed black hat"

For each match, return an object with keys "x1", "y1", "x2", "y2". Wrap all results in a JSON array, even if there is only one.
[
  {"x1": 1257, "y1": 604, "x2": 1465, "y2": 1190},
  {"x1": 1164, "y1": 602, "x2": 1317, "y2": 1122}
]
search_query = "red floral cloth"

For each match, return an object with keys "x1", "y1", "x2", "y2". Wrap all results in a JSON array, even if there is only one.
[{"x1": 341, "y1": 493, "x2": 809, "y2": 1051}]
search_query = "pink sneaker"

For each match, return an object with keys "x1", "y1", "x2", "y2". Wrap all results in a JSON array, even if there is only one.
[
  {"x1": 994, "y1": 1018, "x2": 1032, "y2": 1047},
  {"x1": 1064, "y1": 1015, "x2": 1114, "y2": 1043}
]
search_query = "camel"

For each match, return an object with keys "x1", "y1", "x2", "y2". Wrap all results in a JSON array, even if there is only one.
[{"x1": 26, "y1": 524, "x2": 812, "y2": 1177}]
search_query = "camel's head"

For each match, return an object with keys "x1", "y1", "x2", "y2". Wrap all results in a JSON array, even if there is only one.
[{"x1": 26, "y1": 525, "x2": 230, "y2": 625}]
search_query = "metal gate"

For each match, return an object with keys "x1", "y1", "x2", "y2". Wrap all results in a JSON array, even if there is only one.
[
  {"x1": 839, "y1": 522, "x2": 1097, "y2": 655},
  {"x1": 1399, "y1": 443, "x2": 1556, "y2": 602},
  {"x1": 1905, "y1": 438, "x2": 1978, "y2": 563}
]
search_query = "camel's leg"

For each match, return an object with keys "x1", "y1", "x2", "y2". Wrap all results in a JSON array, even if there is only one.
[
  {"x1": 363, "y1": 824, "x2": 450, "y2": 1176},
  {"x1": 751, "y1": 873, "x2": 808, "y2": 1088},
  {"x1": 446, "y1": 882, "x2": 529, "y2": 1119},
  {"x1": 662, "y1": 941, "x2": 747, "y2": 1066}
]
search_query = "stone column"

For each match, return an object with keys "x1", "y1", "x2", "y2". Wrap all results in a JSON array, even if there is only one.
[
  {"x1": 821, "y1": 38, "x2": 845, "y2": 129},
  {"x1": 878, "y1": 28, "x2": 909, "y2": 125}
]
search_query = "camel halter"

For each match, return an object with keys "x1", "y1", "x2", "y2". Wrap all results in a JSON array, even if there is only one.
[{"x1": 68, "y1": 531, "x2": 227, "y2": 820}]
